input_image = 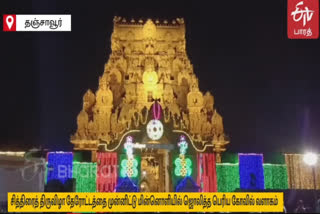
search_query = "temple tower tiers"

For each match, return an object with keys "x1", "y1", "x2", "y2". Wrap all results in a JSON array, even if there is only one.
[{"x1": 71, "y1": 17, "x2": 229, "y2": 162}]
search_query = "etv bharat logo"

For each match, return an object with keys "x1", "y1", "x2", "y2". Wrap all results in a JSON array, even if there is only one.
[
  {"x1": 288, "y1": 0, "x2": 319, "y2": 39},
  {"x1": 291, "y1": 1, "x2": 314, "y2": 27}
]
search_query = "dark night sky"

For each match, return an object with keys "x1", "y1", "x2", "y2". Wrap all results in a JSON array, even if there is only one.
[{"x1": 1, "y1": 0, "x2": 319, "y2": 153}]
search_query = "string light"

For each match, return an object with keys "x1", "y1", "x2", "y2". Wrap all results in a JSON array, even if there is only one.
[
  {"x1": 174, "y1": 135, "x2": 192, "y2": 177},
  {"x1": 263, "y1": 164, "x2": 288, "y2": 189},
  {"x1": 73, "y1": 162, "x2": 97, "y2": 192},
  {"x1": 0, "y1": 151, "x2": 25, "y2": 157},
  {"x1": 46, "y1": 152, "x2": 73, "y2": 184},
  {"x1": 239, "y1": 153, "x2": 265, "y2": 190},
  {"x1": 147, "y1": 119, "x2": 164, "y2": 140},
  {"x1": 120, "y1": 136, "x2": 139, "y2": 178},
  {"x1": 152, "y1": 102, "x2": 161, "y2": 120},
  {"x1": 216, "y1": 163, "x2": 240, "y2": 192},
  {"x1": 147, "y1": 102, "x2": 164, "y2": 140}
]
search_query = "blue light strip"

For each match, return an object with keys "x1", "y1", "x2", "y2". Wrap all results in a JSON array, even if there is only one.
[
  {"x1": 47, "y1": 152, "x2": 73, "y2": 184},
  {"x1": 239, "y1": 153, "x2": 265, "y2": 190}
]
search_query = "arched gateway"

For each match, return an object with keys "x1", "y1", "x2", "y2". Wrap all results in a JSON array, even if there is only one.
[{"x1": 71, "y1": 17, "x2": 229, "y2": 192}]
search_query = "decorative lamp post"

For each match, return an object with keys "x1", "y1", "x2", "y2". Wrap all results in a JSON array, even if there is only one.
[{"x1": 212, "y1": 135, "x2": 229, "y2": 163}]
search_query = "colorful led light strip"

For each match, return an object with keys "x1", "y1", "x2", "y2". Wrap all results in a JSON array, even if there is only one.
[
  {"x1": 152, "y1": 102, "x2": 161, "y2": 120},
  {"x1": 120, "y1": 136, "x2": 139, "y2": 178},
  {"x1": 46, "y1": 152, "x2": 73, "y2": 184},
  {"x1": 174, "y1": 135, "x2": 192, "y2": 177}
]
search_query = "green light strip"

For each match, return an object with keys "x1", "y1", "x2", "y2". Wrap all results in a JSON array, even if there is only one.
[{"x1": 72, "y1": 162, "x2": 97, "y2": 192}]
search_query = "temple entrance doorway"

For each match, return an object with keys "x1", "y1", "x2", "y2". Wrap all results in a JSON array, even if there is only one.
[{"x1": 140, "y1": 152, "x2": 165, "y2": 192}]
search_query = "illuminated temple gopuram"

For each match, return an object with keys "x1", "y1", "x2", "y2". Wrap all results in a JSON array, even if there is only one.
[
  {"x1": 71, "y1": 17, "x2": 229, "y2": 192},
  {"x1": 0, "y1": 18, "x2": 319, "y2": 205},
  {"x1": 1, "y1": 16, "x2": 320, "y2": 214}
]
